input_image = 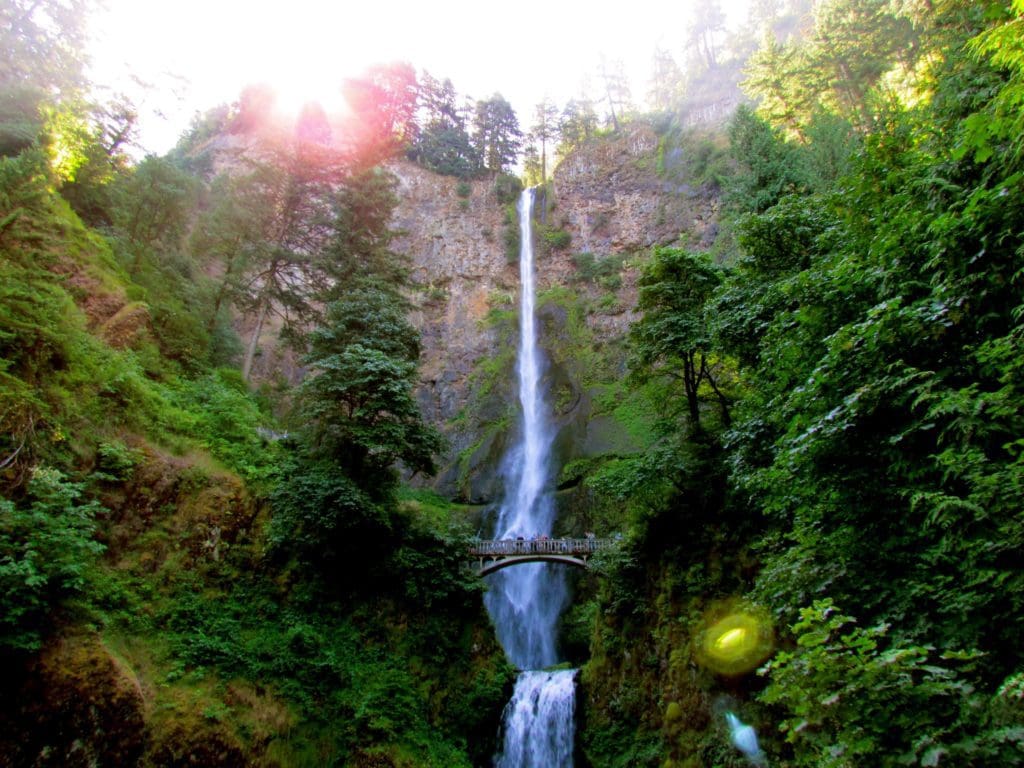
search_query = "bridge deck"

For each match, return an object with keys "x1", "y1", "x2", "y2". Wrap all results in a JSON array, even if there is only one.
[{"x1": 469, "y1": 537, "x2": 613, "y2": 558}]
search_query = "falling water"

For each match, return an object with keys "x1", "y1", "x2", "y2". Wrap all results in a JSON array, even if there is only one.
[
  {"x1": 486, "y1": 188, "x2": 575, "y2": 767},
  {"x1": 494, "y1": 670, "x2": 576, "y2": 768}
]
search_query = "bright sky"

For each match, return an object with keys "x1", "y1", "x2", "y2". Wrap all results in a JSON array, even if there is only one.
[{"x1": 87, "y1": 0, "x2": 751, "y2": 154}]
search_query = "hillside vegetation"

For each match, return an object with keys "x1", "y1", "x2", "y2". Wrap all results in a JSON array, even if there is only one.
[
  {"x1": 0, "y1": 6, "x2": 511, "y2": 765},
  {"x1": 3, "y1": 1, "x2": 1024, "y2": 767},
  {"x1": 568, "y1": 2, "x2": 1024, "y2": 766}
]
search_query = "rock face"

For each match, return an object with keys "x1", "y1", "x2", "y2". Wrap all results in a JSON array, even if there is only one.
[
  {"x1": 393, "y1": 123, "x2": 719, "y2": 501},
  {"x1": 388, "y1": 161, "x2": 518, "y2": 502}
]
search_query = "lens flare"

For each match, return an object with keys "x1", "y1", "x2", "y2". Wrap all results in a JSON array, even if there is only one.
[{"x1": 696, "y1": 603, "x2": 774, "y2": 676}]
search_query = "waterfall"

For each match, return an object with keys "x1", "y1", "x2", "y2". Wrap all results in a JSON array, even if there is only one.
[
  {"x1": 485, "y1": 188, "x2": 575, "y2": 767},
  {"x1": 494, "y1": 670, "x2": 576, "y2": 768}
]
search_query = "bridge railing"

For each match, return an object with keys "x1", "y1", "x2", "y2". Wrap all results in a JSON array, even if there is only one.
[{"x1": 469, "y1": 538, "x2": 614, "y2": 558}]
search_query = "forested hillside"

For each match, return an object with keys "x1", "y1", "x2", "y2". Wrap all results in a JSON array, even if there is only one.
[
  {"x1": 572, "y1": 2, "x2": 1024, "y2": 766},
  {"x1": 2, "y1": 0, "x2": 1024, "y2": 766},
  {"x1": 0, "y1": 4, "x2": 512, "y2": 765}
]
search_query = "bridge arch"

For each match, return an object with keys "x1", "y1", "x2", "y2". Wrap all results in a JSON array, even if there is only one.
[
  {"x1": 477, "y1": 553, "x2": 591, "y2": 576},
  {"x1": 468, "y1": 538, "x2": 614, "y2": 576}
]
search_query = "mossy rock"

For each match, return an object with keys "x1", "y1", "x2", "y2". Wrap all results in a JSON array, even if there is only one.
[
  {"x1": 98, "y1": 301, "x2": 153, "y2": 350},
  {"x1": 99, "y1": 441, "x2": 257, "y2": 573},
  {"x1": 146, "y1": 719, "x2": 248, "y2": 768},
  {"x1": 0, "y1": 633, "x2": 146, "y2": 766}
]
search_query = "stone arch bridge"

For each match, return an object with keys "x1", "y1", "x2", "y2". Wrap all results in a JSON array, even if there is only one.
[{"x1": 468, "y1": 537, "x2": 615, "y2": 576}]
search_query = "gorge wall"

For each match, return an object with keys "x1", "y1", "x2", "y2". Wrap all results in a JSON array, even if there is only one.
[{"x1": 394, "y1": 122, "x2": 720, "y2": 503}]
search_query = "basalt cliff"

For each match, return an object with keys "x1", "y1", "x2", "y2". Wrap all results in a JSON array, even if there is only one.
[{"x1": 394, "y1": 123, "x2": 719, "y2": 503}]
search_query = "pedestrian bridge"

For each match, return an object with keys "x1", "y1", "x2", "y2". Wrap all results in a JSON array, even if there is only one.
[{"x1": 468, "y1": 537, "x2": 615, "y2": 576}]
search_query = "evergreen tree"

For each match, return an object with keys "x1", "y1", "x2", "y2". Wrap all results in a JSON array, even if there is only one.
[
  {"x1": 409, "y1": 72, "x2": 481, "y2": 178},
  {"x1": 558, "y1": 97, "x2": 598, "y2": 156},
  {"x1": 298, "y1": 288, "x2": 443, "y2": 491},
  {"x1": 471, "y1": 93, "x2": 522, "y2": 173},
  {"x1": 631, "y1": 248, "x2": 730, "y2": 432},
  {"x1": 0, "y1": 0, "x2": 90, "y2": 95},
  {"x1": 342, "y1": 62, "x2": 419, "y2": 166},
  {"x1": 528, "y1": 97, "x2": 559, "y2": 182},
  {"x1": 112, "y1": 156, "x2": 199, "y2": 271},
  {"x1": 687, "y1": 0, "x2": 728, "y2": 69},
  {"x1": 647, "y1": 47, "x2": 685, "y2": 112},
  {"x1": 597, "y1": 56, "x2": 632, "y2": 131}
]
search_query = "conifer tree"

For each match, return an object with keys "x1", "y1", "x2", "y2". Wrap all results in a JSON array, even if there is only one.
[
  {"x1": 528, "y1": 97, "x2": 559, "y2": 182},
  {"x1": 472, "y1": 94, "x2": 522, "y2": 173}
]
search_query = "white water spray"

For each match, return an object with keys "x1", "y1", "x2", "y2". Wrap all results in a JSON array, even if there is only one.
[
  {"x1": 494, "y1": 670, "x2": 576, "y2": 768},
  {"x1": 486, "y1": 188, "x2": 574, "y2": 766}
]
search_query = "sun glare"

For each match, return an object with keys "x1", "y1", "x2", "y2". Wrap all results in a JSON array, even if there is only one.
[{"x1": 265, "y1": 69, "x2": 351, "y2": 121}]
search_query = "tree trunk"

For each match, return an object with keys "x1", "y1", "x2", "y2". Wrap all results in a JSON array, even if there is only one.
[
  {"x1": 700, "y1": 356, "x2": 731, "y2": 427},
  {"x1": 206, "y1": 253, "x2": 238, "y2": 336},
  {"x1": 242, "y1": 297, "x2": 268, "y2": 382},
  {"x1": 684, "y1": 352, "x2": 701, "y2": 430}
]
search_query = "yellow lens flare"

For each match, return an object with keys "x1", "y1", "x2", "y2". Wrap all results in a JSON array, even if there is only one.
[
  {"x1": 714, "y1": 627, "x2": 749, "y2": 655},
  {"x1": 696, "y1": 605, "x2": 774, "y2": 676}
]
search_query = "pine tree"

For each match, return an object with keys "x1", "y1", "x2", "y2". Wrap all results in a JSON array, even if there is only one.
[
  {"x1": 472, "y1": 94, "x2": 522, "y2": 173},
  {"x1": 528, "y1": 98, "x2": 559, "y2": 182}
]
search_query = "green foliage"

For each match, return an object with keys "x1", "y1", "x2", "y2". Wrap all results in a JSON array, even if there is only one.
[
  {"x1": 0, "y1": 467, "x2": 104, "y2": 651},
  {"x1": 95, "y1": 440, "x2": 142, "y2": 481},
  {"x1": 493, "y1": 172, "x2": 522, "y2": 205},
  {"x1": 502, "y1": 202, "x2": 520, "y2": 263},
  {"x1": 0, "y1": 52, "x2": 506, "y2": 768},
  {"x1": 324, "y1": 166, "x2": 408, "y2": 292},
  {"x1": 0, "y1": 0, "x2": 90, "y2": 97},
  {"x1": 0, "y1": 85, "x2": 45, "y2": 156},
  {"x1": 571, "y1": 252, "x2": 626, "y2": 290},
  {"x1": 760, "y1": 600, "x2": 1023, "y2": 766},
  {"x1": 742, "y1": 0, "x2": 921, "y2": 133},
  {"x1": 174, "y1": 370, "x2": 278, "y2": 482},
  {"x1": 473, "y1": 93, "x2": 523, "y2": 173},
  {"x1": 411, "y1": 124, "x2": 481, "y2": 179},
  {"x1": 726, "y1": 106, "x2": 809, "y2": 213},
  {"x1": 269, "y1": 455, "x2": 388, "y2": 569},
  {"x1": 540, "y1": 224, "x2": 571, "y2": 251},
  {"x1": 298, "y1": 290, "x2": 444, "y2": 492},
  {"x1": 631, "y1": 247, "x2": 733, "y2": 431},
  {"x1": 151, "y1": 571, "x2": 507, "y2": 766},
  {"x1": 112, "y1": 156, "x2": 198, "y2": 259}
]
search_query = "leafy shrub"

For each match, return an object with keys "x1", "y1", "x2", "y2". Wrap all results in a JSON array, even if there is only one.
[
  {"x1": 541, "y1": 225, "x2": 571, "y2": 251},
  {"x1": 572, "y1": 252, "x2": 625, "y2": 289},
  {"x1": 268, "y1": 455, "x2": 392, "y2": 571},
  {"x1": 494, "y1": 172, "x2": 522, "y2": 205},
  {"x1": 760, "y1": 600, "x2": 1022, "y2": 767},
  {"x1": 503, "y1": 204, "x2": 520, "y2": 263},
  {"x1": 175, "y1": 370, "x2": 276, "y2": 481},
  {"x1": 0, "y1": 467, "x2": 105, "y2": 651},
  {"x1": 455, "y1": 180, "x2": 471, "y2": 198},
  {"x1": 95, "y1": 440, "x2": 142, "y2": 480}
]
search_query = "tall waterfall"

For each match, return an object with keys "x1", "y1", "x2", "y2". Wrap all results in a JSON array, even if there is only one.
[{"x1": 487, "y1": 188, "x2": 575, "y2": 767}]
